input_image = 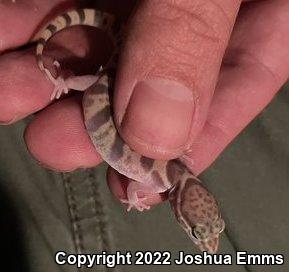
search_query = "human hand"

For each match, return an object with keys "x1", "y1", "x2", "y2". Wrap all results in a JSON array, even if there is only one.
[{"x1": 1, "y1": 0, "x2": 288, "y2": 207}]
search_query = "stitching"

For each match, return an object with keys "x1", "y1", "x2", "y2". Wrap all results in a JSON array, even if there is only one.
[
  {"x1": 62, "y1": 173, "x2": 85, "y2": 255},
  {"x1": 62, "y1": 169, "x2": 117, "y2": 272},
  {"x1": 88, "y1": 169, "x2": 112, "y2": 253}
]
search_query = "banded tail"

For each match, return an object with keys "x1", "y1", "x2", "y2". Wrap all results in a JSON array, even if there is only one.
[{"x1": 36, "y1": 8, "x2": 115, "y2": 72}]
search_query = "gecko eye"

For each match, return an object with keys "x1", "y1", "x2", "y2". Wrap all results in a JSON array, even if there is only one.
[
  {"x1": 212, "y1": 218, "x2": 225, "y2": 234},
  {"x1": 193, "y1": 225, "x2": 209, "y2": 240}
]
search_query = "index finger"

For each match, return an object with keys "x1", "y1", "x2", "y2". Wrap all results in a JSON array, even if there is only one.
[{"x1": 0, "y1": 0, "x2": 75, "y2": 52}]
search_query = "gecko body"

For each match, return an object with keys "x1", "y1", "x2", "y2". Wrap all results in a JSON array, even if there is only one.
[{"x1": 36, "y1": 8, "x2": 225, "y2": 254}]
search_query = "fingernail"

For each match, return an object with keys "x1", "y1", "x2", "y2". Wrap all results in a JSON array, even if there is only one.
[{"x1": 121, "y1": 78, "x2": 194, "y2": 152}]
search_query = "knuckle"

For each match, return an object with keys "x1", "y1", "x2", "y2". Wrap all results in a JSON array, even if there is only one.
[
  {"x1": 149, "y1": 0, "x2": 232, "y2": 44},
  {"x1": 224, "y1": 48, "x2": 282, "y2": 85},
  {"x1": 128, "y1": 0, "x2": 237, "y2": 84}
]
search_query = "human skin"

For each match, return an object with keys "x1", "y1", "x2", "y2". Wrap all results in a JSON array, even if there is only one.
[{"x1": 0, "y1": 0, "x2": 289, "y2": 206}]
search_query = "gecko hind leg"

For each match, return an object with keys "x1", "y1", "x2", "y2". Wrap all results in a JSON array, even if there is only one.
[
  {"x1": 44, "y1": 60, "x2": 71, "y2": 100},
  {"x1": 46, "y1": 60, "x2": 100, "y2": 100},
  {"x1": 120, "y1": 181, "x2": 155, "y2": 212}
]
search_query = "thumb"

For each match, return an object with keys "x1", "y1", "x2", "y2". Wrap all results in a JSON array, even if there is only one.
[{"x1": 114, "y1": 0, "x2": 241, "y2": 159}]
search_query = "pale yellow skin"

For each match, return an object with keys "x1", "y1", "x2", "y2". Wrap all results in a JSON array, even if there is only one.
[{"x1": 36, "y1": 8, "x2": 225, "y2": 254}]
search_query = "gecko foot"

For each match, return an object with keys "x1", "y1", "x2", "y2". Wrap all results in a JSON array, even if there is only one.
[
  {"x1": 49, "y1": 76, "x2": 70, "y2": 100},
  {"x1": 120, "y1": 181, "x2": 155, "y2": 212},
  {"x1": 120, "y1": 196, "x2": 151, "y2": 212},
  {"x1": 44, "y1": 60, "x2": 71, "y2": 100},
  {"x1": 119, "y1": 181, "x2": 165, "y2": 212}
]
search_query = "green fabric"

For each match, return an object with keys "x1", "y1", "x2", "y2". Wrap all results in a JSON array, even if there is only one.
[{"x1": 0, "y1": 84, "x2": 288, "y2": 272}]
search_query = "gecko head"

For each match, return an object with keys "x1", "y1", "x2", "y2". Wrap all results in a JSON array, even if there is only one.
[
  {"x1": 190, "y1": 217, "x2": 225, "y2": 253},
  {"x1": 169, "y1": 177, "x2": 225, "y2": 254}
]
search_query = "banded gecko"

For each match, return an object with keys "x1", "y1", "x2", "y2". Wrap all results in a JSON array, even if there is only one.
[{"x1": 35, "y1": 8, "x2": 225, "y2": 253}]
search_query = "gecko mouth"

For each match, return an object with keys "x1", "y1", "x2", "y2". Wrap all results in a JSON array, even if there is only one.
[{"x1": 197, "y1": 236, "x2": 219, "y2": 254}]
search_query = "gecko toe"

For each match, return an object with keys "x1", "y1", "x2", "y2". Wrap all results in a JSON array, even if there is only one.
[{"x1": 120, "y1": 197, "x2": 151, "y2": 212}]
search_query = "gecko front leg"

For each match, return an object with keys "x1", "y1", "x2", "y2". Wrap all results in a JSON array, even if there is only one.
[
  {"x1": 120, "y1": 181, "x2": 159, "y2": 212},
  {"x1": 45, "y1": 60, "x2": 100, "y2": 100}
]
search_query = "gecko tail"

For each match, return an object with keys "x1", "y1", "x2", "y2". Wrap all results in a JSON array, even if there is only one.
[{"x1": 35, "y1": 8, "x2": 115, "y2": 73}]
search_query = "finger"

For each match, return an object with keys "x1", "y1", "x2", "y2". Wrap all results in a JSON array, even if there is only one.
[
  {"x1": 0, "y1": 26, "x2": 111, "y2": 124},
  {"x1": 24, "y1": 96, "x2": 101, "y2": 171},
  {"x1": 114, "y1": 0, "x2": 242, "y2": 160},
  {"x1": 24, "y1": 94, "x2": 166, "y2": 204},
  {"x1": 24, "y1": 91, "x2": 166, "y2": 209},
  {"x1": 181, "y1": 0, "x2": 289, "y2": 174},
  {"x1": 0, "y1": 49, "x2": 51, "y2": 124},
  {"x1": 0, "y1": 0, "x2": 75, "y2": 51},
  {"x1": 107, "y1": 167, "x2": 166, "y2": 207}
]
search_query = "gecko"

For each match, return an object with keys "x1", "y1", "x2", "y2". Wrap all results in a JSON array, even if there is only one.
[{"x1": 35, "y1": 8, "x2": 225, "y2": 254}]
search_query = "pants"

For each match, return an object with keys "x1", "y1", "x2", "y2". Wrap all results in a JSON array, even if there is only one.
[{"x1": 0, "y1": 84, "x2": 288, "y2": 272}]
